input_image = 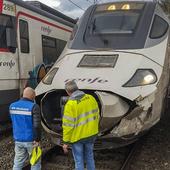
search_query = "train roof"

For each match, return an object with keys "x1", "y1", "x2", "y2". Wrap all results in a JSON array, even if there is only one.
[
  {"x1": 7, "y1": 0, "x2": 76, "y2": 28},
  {"x1": 25, "y1": 1, "x2": 75, "y2": 24}
]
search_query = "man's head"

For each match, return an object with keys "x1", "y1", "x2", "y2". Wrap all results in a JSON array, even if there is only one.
[
  {"x1": 23, "y1": 87, "x2": 36, "y2": 100},
  {"x1": 65, "y1": 80, "x2": 78, "y2": 96}
]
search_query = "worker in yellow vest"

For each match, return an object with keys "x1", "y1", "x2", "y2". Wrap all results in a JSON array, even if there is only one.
[{"x1": 62, "y1": 80, "x2": 99, "y2": 170}]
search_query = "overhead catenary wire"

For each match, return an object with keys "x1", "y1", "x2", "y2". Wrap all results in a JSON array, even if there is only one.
[{"x1": 67, "y1": 0, "x2": 85, "y2": 11}]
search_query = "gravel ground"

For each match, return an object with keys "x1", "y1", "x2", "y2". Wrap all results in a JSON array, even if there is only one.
[
  {"x1": 0, "y1": 135, "x2": 14, "y2": 169},
  {"x1": 130, "y1": 105, "x2": 170, "y2": 170},
  {"x1": 0, "y1": 130, "x2": 53, "y2": 170}
]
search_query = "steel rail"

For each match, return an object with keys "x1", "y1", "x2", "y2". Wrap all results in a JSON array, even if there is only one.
[{"x1": 120, "y1": 138, "x2": 144, "y2": 170}]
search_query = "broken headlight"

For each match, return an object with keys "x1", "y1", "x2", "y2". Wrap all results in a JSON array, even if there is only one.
[{"x1": 123, "y1": 69, "x2": 157, "y2": 87}]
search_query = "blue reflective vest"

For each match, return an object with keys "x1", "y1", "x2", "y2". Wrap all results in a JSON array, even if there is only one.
[{"x1": 9, "y1": 98, "x2": 35, "y2": 142}]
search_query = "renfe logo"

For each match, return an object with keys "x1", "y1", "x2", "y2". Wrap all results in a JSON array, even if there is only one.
[
  {"x1": 0, "y1": 60, "x2": 15, "y2": 69},
  {"x1": 41, "y1": 26, "x2": 52, "y2": 35},
  {"x1": 65, "y1": 77, "x2": 108, "y2": 84},
  {"x1": 0, "y1": 0, "x2": 3, "y2": 13}
]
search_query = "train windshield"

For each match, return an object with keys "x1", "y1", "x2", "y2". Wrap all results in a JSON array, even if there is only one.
[
  {"x1": 0, "y1": 14, "x2": 14, "y2": 48},
  {"x1": 92, "y1": 12, "x2": 139, "y2": 34},
  {"x1": 91, "y1": 3, "x2": 144, "y2": 35}
]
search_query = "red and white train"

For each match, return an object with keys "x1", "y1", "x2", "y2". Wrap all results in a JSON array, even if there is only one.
[{"x1": 0, "y1": 0, "x2": 75, "y2": 121}]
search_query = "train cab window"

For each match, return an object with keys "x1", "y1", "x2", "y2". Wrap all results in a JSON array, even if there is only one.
[
  {"x1": 150, "y1": 15, "x2": 168, "y2": 39},
  {"x1": 92, "y1": 12, "x2": 140, "y2": 34},
  {"x1": 89, "y1": 3, "x2": 144, "y2": 35},
  {"x1": 19, "y1": 20, "x2": 30, "y2": 53},
  {"x1": 42, "y1": 35, "x2": 66, "y2": 65},
  {"x1": 0, "y1": 14, "x2": 14, "y2": 48}
]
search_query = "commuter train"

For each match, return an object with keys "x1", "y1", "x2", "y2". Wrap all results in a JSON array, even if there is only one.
[
  {"x1": 0, "y1": 0, "x2": 75, "y2": 121},
  {"x1": 35, "y1": 0, "x2": 170, "y2": 149}
]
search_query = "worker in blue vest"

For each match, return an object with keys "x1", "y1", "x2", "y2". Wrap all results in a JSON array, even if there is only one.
[{"x1": 9, "y1": 87, "x2": 41, "y2": 170}]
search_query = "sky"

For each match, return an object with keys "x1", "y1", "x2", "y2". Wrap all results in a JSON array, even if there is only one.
[{"x1": 24, "y1": 0, "x2": 112, "y2": 19}]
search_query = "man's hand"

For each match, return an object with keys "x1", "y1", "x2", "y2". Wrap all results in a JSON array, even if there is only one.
[
  {"x1": 33, "y1": 141, "x2": 40, "y2": 147},
  {"x1": 63, "y1": 144, "x2": 69, "y2": 154}
]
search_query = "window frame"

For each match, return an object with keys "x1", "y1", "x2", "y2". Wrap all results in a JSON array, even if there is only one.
[{"x1": 19, "y1": 19, "x2": 30, "y2": 53}]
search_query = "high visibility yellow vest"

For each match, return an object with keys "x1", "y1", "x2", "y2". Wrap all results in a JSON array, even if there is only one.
[{"x1": 62, "y1": 94, "x2": 99, "y2": 144}]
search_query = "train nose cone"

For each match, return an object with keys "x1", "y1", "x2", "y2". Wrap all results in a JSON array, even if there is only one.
[{"x1": 95, "y1": 91, "x2": 129, "y2": 133}]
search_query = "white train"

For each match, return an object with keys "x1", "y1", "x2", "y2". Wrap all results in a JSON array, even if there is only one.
[
  {"x1": 36, "y1": 0, "x2": 170, "y2": 149},
  {"x1": 0, "y1": 0, "x2": 75, "y2": 121}
]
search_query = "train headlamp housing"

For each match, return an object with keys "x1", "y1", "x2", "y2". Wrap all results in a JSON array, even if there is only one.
[
  {"x1": 42, "y1": 68, "x2": 58, "y2": 85},
  {"x1": 123, "y1": 69, "x2": 157, "y2": 87},
  {"x1": 78, "y1": 55, "x2": 118, "y2": 68}
]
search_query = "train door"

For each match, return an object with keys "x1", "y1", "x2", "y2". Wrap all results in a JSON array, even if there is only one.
[{"x1": 18, "y1": 19, "x2": 34, "y2": 90}]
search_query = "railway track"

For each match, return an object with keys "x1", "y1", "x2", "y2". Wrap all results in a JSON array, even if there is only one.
[
  {"x1": 22, "y1": 137, "x2": 144, "y2": 170},
  {"x1": 120, "y1": 140, "x2": 143, "y2": 170}
]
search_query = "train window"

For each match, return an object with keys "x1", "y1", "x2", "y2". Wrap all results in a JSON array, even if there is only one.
[
  {"x1": 42, "y1": 35, "x2": 66, "y2": 65},
  {"x1": 42, "y1": 36, "x2": 56, "y2": 48},
  {"x1": 92, "y1": 12, "x2": 140, "y2": 34},
  {"x1": 0, "y1": 14, "x2": 13, "y2": 48},
  {"x1": 19, "y1": 20, "x2": 29, "y2": 53},
  {"x1": 150, "y1": 15, "x2": 168, "y2": 39}
]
